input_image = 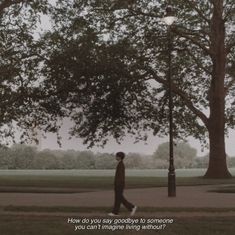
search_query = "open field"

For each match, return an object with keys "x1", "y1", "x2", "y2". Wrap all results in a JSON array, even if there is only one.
[
  {"x1": 1, "y1": 176, "x2": 235, "y2": 193},
  {"x1": 0, "y1": 169, "x2": 234, "y2": 192},
  {"x1": 3, "y1": 168, "x2": 235, "y2": 177},
  {"x1": 0, "y1": 168, "x2": 213, "y2": 177}
]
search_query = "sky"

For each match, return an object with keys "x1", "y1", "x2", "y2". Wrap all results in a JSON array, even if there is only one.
[{"x1": 39, "y1": 118, "x2": 235, "y2": 157}]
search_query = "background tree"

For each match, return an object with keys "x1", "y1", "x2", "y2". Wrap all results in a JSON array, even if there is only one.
[
  {"x1": 34, "y1": 149, "x2": 60, "y2": 169},
  {"x1": 59, "y1": 150, "x2": 76, "y2": 169},
  {"x1": 10, "y1": 144, "x2": 36, "y2": 169},
  {"x1": 153, "y1": 142, "x2": 197, "y2": 169},
  {"x1": 1, "y1": 143, "x2": 234, "y2": 169},
  {"x1": 40, "y1": 0, "x2": 235, "y2": 178},
  {"x1": 0, "y1": 146, "x2": 11, "y2": 169},
  {"x1": 125, "y1": 153, "x2": 143, "y2": 169},
  {"x1": 192, "y1": 155, "x2": 209, "y2": 169},
  {"x1": 76, "y1": 151, "x2": 95, "y2": 169},
  {"x1": 0, "y1": 0, "x2": 52, "y2": 145}
]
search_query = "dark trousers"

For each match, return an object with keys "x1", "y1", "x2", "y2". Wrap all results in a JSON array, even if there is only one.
[{"x1": 112, "y1": 188, "x2": 134, "y2": 214}]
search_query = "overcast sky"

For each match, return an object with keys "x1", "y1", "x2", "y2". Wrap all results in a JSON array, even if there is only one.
[{"x1": 40, "y1": 118, "x2": 235, "y2": 157}]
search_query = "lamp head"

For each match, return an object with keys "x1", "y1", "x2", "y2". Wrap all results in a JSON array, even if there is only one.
[{"x1": 162, "y1": 6, "x2": 177, "y2": 26}]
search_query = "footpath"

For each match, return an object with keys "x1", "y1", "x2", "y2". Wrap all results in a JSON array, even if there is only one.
[{"x1": 0, "y1": 185, "x2": 235, "y2": 217}]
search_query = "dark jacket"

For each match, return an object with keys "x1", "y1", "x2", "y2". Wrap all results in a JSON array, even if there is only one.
[{"x1": 114, "y1": 160, "x2": 125, "y2": 189}]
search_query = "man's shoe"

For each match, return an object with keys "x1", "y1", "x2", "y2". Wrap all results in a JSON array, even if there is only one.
[
  {"x1": 108, "y1": 212, "x2": 119, "y2": 216},
  {"x1": 130, "y1": 206, "x2": 137, "y2": 216}
]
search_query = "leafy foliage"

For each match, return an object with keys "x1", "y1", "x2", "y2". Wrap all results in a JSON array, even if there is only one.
[
  {"x1": 0, "y1": 0, "x2": 49, "y2": 145},
  {"x1": 39, "y1": 0, "x2": 235, "y2": 150},
  {"x1": 153, "y1": 141, "x2": 197, "y2": 168},
  {"x1": 1, "y1": 143, "x2": 234, "y2": 169}
]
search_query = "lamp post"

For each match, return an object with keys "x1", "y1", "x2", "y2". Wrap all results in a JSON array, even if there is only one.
[{"x1": 162, "y1": 5, "x2": 177, "y2": 197}]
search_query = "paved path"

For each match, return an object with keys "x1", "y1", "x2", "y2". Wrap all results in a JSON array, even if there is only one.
[{"x1": 0, "y1": 185, "x2": 234, "y2": 208}]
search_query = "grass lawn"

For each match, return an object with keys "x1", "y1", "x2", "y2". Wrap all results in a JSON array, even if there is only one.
[
  {"x1": 0, "y1": 170, "x2": 235, "y2": 234},
  {"x1": 0, "y1": 176, "x2": 234, "y2": 193},
  {"x1": 0, "y1": 215, "x2": 235, "y2": 235},
  {"x1": 0, "y1": 169, "x2": 234, "y2": 192},
  {"x1": 3, "y1": 205, "x2": 235, "y2": 213},
  {"x1": 209, "y1": 185, "x2": 235, "y2": 193}
]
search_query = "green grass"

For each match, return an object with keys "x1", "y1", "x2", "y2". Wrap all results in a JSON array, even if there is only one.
[
  {"x1": 0, "y1": 175, "x2": 235, "y2": 192},
  {"x1": 0, "y1": 169, "x2": 234, "y2": 193},
  {"x1": 0, "y1": 168, "x2": 212, "y2": 177},
  {"x1": 0, "y1": 168, "x2": 235, "y2": 177},
  {"x1": 209, "y1": 185, "x2": 235, "y2": 194},
  {"x1": 0, "y1": 215, "x2": 235, "y2": 235},
  {"x1": 0, "y1": 215, "x2": 73, "y2": 235},
  {"x1": 162, "y1": 217, "x2": 235, "y2": 235},
  {"x1": 4, "y1": 205, "x2": 235, "y2": 213}
]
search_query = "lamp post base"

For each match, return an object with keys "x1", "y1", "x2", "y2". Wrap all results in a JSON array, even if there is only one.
[{"x1": 168, "y1": 172, "x2": 176, "y2": 197}]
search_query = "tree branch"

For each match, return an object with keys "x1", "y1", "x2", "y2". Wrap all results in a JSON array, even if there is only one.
[
  {"x1": 172, "y1": 27, "x2": 212, "y2": 56},
  {"x1": 143, "y1": 66, "x2": 209, "y2": 127},
  {"x1": 225, "y1": 77, "x2": 235, "y2": 94},
  {"x1": 176, "y1": 25, "x2": 210, "y2": 44},
  {"x1": 226, "y1": 41, "x2": 235, "y2": 54},
  {"x1": 183, "y1": 0, "x2": 211, "y2": 24},
  {"x1": 223, "y1": 2, "x2": 235, "y2": 21},
  {"x1": 127, "y1": 7, "x2": 159, "y2": 19},
  {"x1": 0, "y1": 0, "x2": 26, "y2": 14},
  {"x1": 183, "y1": 47, "x2": 212, "y2": 75}
]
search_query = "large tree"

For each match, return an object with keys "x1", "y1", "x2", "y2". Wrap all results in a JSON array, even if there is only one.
[
  {"x1": 0, "y1": 0, "x2": 52, "y2": 145},
  {"x1": 41, "y1": 0, "x2": 235, "y2": 178}
]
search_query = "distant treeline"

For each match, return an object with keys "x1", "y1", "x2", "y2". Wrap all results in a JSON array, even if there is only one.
[{"x1": 0, "y1": 143, "x2": 235, "y2": 169}]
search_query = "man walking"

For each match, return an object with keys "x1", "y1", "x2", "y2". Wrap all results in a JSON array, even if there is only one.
[{"x1": 108, "y1": 152, "x2": 137, "y2": 216}]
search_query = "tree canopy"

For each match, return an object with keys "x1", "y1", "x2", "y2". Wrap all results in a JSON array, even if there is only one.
[
  {"x1": 0, "y1": 1, "x2": 234, "y2": 178},
  {"x1": 38, "y1": 0, "x2": 235, "y2": 178},
  {"x1": 40, "y1": 2, "x2": 233, "y2": 138},
  {"x1": 0, "y1": 0, "x2": 51, "y2": 145}
]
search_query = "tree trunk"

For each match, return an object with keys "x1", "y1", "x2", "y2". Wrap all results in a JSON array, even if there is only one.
[
  {"x1": 204, "y1": 0, "x2": 231, "y2": 178},
  {"x1": 204, "y1": 125, "x2": 231, "y2": 178}
]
